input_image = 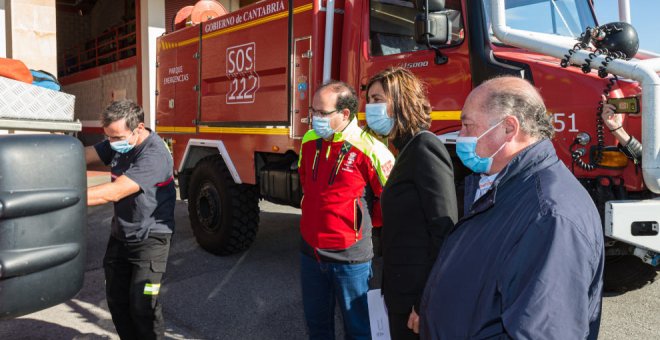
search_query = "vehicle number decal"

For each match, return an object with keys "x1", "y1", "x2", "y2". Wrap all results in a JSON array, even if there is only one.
[
  {"x1": 226, "y1": 42, "x2": 259, "y2": 104},
  {"x1": 553, "y1": 112, "x2": 578, "y2": 132}
]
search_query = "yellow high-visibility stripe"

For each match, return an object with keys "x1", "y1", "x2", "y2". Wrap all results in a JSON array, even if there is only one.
[
  {"x1": 430, "y1": 111, "x2": 462, "y2": 121},
  {"x1": 356, "y1": 111, "x2": 462, "y2": 121},
  {"x1": 143, "y1": 283, "x2": 161, "y2": 295},
  {"x1": 156, "y1": 126, "x2": 196, "y2": 133},
  {"x1": 158, "y1": 110, "x2": 460, "y2": 135},
  {"x1": 158, "y1": 126, "x2": 289, "y2": 135},
  {"x1": 293, "y1": 3, "x2": 314, "y2": 13},
  {"x1": 162, "y1": 3, "x2": 314, "y2": 50},
  {"x1": 199, "y1": 126, "x2": 290, "y2": 135},
  {"x1": 204, "y1": 3, "x2": 313, "y2": 40}
]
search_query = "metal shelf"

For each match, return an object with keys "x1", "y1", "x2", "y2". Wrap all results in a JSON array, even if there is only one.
[{"x1": 0, "y1": 118, "x2": 82, "y2": 133}]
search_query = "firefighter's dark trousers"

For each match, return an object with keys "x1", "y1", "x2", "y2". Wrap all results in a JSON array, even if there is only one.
[{"x1": 103, "y1": 233, "x2": 171, "y2": 340}]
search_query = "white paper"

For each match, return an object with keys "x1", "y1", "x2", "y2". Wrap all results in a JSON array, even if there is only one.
[{"x1": 368, "y1": 289, "x2": 391, "y2": 340}]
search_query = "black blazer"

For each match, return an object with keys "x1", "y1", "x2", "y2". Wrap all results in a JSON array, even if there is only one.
[{"x1": 380, "y1": 131, "x2": 458, "y2": 314}]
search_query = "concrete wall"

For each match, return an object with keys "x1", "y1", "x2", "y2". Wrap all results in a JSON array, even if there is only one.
[
  {"x1": 141, "y1": 0, "x2": 165, "y2": 129},
  {"x1": 4, "y1": 0, "x2": 57, "y2": 73},
  {"x1": 0, "y1": 1, "x2": 6, "y2": 58},
  {"x1": 63, "y1": 66, "x2": 138, "y2": 123}
]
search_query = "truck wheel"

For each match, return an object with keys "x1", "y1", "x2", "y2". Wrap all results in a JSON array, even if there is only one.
[
  {"x1": 604, "y1": 255, "x2": 658, "y2": 292},
  {"x1": 187, "y1": 156, "x2": 260, "y2": 255}
]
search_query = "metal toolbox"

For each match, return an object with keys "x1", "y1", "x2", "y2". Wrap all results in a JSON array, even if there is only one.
[{"x1": 0, "y1": 76, "x2": 75, "y2": 122}]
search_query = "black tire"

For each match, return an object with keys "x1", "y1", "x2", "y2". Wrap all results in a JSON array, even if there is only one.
[
  {"x1": 187, "y1": 155, "x2": 260, "y2": 255},
  {"x1": 604, "y1": 255, "x2": 658, "y2": 293}
]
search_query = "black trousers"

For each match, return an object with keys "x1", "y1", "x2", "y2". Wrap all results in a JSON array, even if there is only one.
[
  {"x1": 103, "y1": 233, "x2": 171, "y2": 340},
  {"x1": 388, "y1": 311, "x2": 420, "y2": 340},
  {"x1": 370, "y1": 227, "x2": 383, "y2": 289}
]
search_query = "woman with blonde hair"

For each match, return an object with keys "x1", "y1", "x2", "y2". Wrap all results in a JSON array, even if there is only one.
[{"x1": 365, "y1": 67, "x2": 457, "y2": 339}]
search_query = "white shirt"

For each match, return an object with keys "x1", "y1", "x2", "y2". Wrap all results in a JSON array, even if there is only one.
[{"x1": 473, "y1": 173, "x2": 499, "y2": 202}]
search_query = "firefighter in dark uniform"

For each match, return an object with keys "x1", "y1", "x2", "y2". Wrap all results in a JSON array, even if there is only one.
[{"x1": 85, "y1": 100, "x2": 176, "y2": 340}]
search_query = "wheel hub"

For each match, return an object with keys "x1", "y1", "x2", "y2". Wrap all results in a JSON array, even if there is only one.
[{"x1": 196, "y1": 181, "x2": 222, "y2": 232}]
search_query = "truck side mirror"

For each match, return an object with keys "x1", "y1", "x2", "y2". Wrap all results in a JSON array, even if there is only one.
[
  {"x1": 413, "y1": 2, "x2": 451, "y2": 65},
  {"x1": 0, "y1": 134, "x2": 87, "y2": 320},
  {"x1": 414, "y1": 11, "x2": 451, "y2": 45}
]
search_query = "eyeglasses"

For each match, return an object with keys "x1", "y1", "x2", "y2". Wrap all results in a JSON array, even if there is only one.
[
  {"x1": 309, "y1": 108, "x2": 340, "y2": 117},
  {"x1": 104, "y1": 130, "x2": 135, "y2": 142}
]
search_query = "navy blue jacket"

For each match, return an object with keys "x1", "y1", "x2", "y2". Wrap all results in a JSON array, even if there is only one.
[{"x1": 420, "y1": 140, "x2": 603, "y2": 339}]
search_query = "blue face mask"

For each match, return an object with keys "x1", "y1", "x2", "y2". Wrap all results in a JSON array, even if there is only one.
[
  {"x1": 110, "y1": 131, "x2": 136, "y2": 154},
  {"x1": 456, "y1": 120, "x2": 506, "y2": 174},
  {"x1": 365, "y1": 103, "x2": 394, "y2": 136},
  {"x1": 312, "y1": 116, "x2": 335, "y2": 139}
]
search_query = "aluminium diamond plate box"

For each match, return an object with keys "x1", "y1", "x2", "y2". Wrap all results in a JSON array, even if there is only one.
[{"x1": 0, "y1": 76, "x2": 75, "y2": 122}]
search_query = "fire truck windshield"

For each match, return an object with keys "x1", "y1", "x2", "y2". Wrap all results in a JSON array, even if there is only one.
[{"x1": 483, "y1": 0, "x2": 596, "y2": 41}]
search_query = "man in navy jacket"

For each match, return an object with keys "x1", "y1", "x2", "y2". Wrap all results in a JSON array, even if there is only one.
[{"x1": 416, "y1": 77, "x2": 603, "y2": 339}]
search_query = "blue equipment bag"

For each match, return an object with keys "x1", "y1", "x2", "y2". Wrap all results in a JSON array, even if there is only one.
[{"x1": 30, "y1": 70, "x2": 61, "y2": 91}]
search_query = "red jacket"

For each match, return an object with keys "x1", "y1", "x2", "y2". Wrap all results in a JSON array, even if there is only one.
[{"x1": 298, "y1": 119, "x2": 394, "y2": 262}]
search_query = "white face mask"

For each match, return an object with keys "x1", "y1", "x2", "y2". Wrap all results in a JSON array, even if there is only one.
[
  {"x1": 312, "y1": 116, "x2": 335, "y2": 139},
  {"x1": 456, "y1": 120, "x2": 506, "y2": 173},
  {"x1": 365, "y1": 103, "x2": 394, "y2": 136},
  {"x1": 110, "y1": 130, "x2": 137, "y2": 154}
]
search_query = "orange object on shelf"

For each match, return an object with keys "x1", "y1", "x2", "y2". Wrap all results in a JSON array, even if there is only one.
[
  {"x1": 174, "y1": 6, "x2": 194, "y2": 31},
  {"x1": 190, "y1": 0, "x2": 228, "y2": 25},
  {"x1": 0, "y1": 58, "x2": 33, "y2": 84}
]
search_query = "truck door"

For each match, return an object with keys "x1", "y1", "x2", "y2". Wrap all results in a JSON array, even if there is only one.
[
  {"x1": 156, "y1": 27, "x2": 200, "y2": 133},
  {"x1": 291, "y1": 36, "x2": 312, "y2": 138},
  {"x1": 360, "y1": 0, "x2": 471, "y2": 132},
  {"x1": 291, "y1": 0, "x2": 315, "y2": 138},
  {"x1": 0, "y1": 135, "x2": 86, "y2": 319}
]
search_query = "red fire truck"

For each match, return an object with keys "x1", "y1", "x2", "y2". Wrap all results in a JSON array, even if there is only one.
[{"x1": 156, "y1": 0, "x2": 660, "y2": 290}]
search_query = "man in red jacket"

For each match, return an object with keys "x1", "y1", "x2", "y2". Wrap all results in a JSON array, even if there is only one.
[{"x1": 298, "y1": 81, "x2": 394, "y2": 339}]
